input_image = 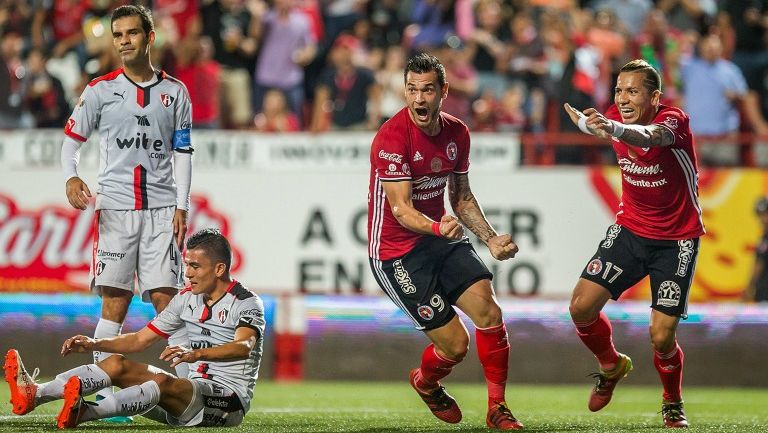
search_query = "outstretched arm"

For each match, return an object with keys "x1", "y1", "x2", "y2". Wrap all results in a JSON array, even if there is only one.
[
  {"x1": 563, "y1": 103, "x2": 675, "y2": 148},
  {"x1": 448, "y1": 173, "x2": 518, "y2": 260},
  {"x1": 160, "y1": 327, "x2": 259, "y2": 367},
  {"x1": 61, "y1": 327, "x2": 161, "y2": 357}
]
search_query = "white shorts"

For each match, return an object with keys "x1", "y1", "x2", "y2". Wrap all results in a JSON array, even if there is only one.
[
  {"x1": 166, "y1": 378, "x2": 246, "y2": 427},
  {"x1": 90, "y1": 206, "x2": 184, "y2": 301}
]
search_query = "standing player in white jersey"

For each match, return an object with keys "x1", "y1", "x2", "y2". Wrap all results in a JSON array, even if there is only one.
[
  {"x1": 367, "y1": 53, "x2": 522, "y2": 430},
  {"x1": 60, "y1": 5, "x2": 193, "y2": 414},
  {"x1": 3, "y1": 229, "x2": 265, "y2": 428},
  {"x1": 564, "y1": 59, "x2": 705, "y2": 428}
]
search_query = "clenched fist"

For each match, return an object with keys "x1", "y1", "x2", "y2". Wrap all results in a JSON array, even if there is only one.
[
  {"x1": 438, "y1": 215, "x2": 464, "y2": 240},
  {"x1": 487, "y1": 234, "x2": 518, "y2": 260}
]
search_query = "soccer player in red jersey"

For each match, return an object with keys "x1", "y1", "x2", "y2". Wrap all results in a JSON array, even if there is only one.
[
  {"x1": 564, "y1": 59, "x2": 705, "y2": 428},
  {"x1": 367, "y1": 53, "x2": 522, "y2": 430}
]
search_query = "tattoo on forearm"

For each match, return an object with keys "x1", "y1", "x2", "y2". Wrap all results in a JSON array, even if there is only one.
[
  {"x1": 620, "y1": 124, "x2": 675, "y2": 148},
  {"x1": 449, "y1": 174, "x2": 497, "y2": 242}
]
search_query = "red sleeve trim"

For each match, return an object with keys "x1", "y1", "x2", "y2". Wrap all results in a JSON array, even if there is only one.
[
  {"x1": 147, "y1": 322, "x2": 170, "y2": 339},
  {"x1": 88, "y1": 68, "x2": 124, "y2": 87},
  {"x1": 64, "y1": 128, "x2": 87, "y2": 142}
]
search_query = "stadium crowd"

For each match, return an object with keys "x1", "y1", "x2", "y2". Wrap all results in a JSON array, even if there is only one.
[{"x1": 0, "y1": 0, "x2": 767, "y2": 162}]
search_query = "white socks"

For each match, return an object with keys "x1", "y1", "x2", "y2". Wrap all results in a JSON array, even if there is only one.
[
  {"x1": 36, "y1": 364, "x2": 111, "y2": 405},
  {"x1": 93, "y1": 318, "x2": 122, "y2": 398},
  {"x1": 168, "y1": 328, "x2": 190, "y2": 378},
  {"x1": 80, "y1": 380, "x2": 161, "y2": 422}
]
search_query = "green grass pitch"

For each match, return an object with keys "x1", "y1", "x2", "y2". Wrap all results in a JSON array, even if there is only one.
[{"x1": 1, "y1": 381, "x2": 766, "y2": 432}]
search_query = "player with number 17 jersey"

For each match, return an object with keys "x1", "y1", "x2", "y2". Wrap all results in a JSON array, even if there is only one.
[{"x1": 64, "y1": 68, "x2": 192, "y2": 210}]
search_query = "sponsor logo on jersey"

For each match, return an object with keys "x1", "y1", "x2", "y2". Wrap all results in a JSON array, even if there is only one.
[
  {"x1": 446, "y1": 141, "x2": 457, "y2": 160},
  {"x1": 657, "y1": 281, "x2": 682, "y2": 307},
  {"x1": 378, "y1": 150, "x2": 403, "y2": 163},
  {"x1": 601, "y1": 224, "x2": 621, "y2": 248},
  {"x1": 115, "y1": 133, "x2": 167, "y2": 158},
  {"x1": 413, "y1": 151, "x2": 423, "y2": 161},
  {"x1": 676, "y1": 240, "x2": 695, "y2": 277},
  {"x1": 191, "y1": 340, "x2": 214, "y2": 349},
  {"x1": 218, "y1": 309, "x2": 228, "y2": 323},
  {"x1": 205, "y1": 397, "x2": 232, "y2": 409},
  {"x1": 431, "y1": 157, "x2": 442, "y2": 172},
  {"x1": 97, "y1": 249, "x2": 126, "y2": 260},
  {"x1": 586, "y1": 258, "x2": 603, "y2": 275},
  {"x1": 160, "y1": 93, "x2": 175, "y2": 107},
  {"x1": 417, "y1": 305, "x2": 434, "y2": 320},
  {"x1": 201, "y1": 328, "x2": 211, "y2": 336},
  {"x1": 113, "y1": 91, "x2": 125, "y2": 100},
  {"x1": 662, "y1": 116, "x2": 678, "y2": 130},
  {"x1": 388, "y1": 163, "x2": 397, "y2": 172},
  {"x1": 413, "y1": 175, "x2": 448, "y2": 191},
  {"x1": 392, "y1": 259, "x2": 416, "y2": 294},
  {"x1": 618, "y1": 158, "x2": 662, "y2": 175},
  {"x1": 134, "y1": 115, "x2": 150, "y2": 126}
]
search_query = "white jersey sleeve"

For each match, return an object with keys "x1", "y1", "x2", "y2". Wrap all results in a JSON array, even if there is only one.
[
  {"x1": 64, "y1": 85, "x2": 101, "y2": 143},
  {"x1": 147, "y1": 290, "x2": 187, "y2": 338},
  {"x1": 171, "y1": 79, "x2": 192, "y2": 152}
]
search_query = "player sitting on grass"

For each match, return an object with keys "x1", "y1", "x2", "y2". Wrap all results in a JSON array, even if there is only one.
[{"x1": 3, "y1": 229, "x2": 264, "y2": 429}]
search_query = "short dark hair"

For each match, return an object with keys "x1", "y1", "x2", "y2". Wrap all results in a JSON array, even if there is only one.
[
  {"x1": 619, "y1": 59, "x2": 662, "y2": 93},
  {"x1": 111, "y1": 5, "x2": 154, "y2": 35},
  {"x1": 405, "y1": 53, "x2": 447, "y2": 89},
  {"x1": 186, "y1": 229, "x2": 232, "y2": 273}
]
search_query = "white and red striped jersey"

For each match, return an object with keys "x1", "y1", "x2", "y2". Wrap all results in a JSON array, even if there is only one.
[
  {"x1": 147, "y1": 281, "x2": 265, "y2": 412},
  {"x1": 368, "y1": 108, "x2": 471, "y2": 260},
  {"x1": 606, "y1": 104, "x2": 705, "y2": 240},
  {"x1": 64, "y1": 68, "x2": 193, "y2": 210}
]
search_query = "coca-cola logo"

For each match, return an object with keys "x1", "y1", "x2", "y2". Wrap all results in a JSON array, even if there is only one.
[{"x1": 0, "y1": 194, "x2": 242, "y2": 293}]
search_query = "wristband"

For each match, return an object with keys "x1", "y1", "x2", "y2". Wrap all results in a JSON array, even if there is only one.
[
  {"x1": 610, "y1": 120, "x2": 625, "y2": 138},
  {"x1": 577, "y1": 116, "x2": 593, "y2": 135},
  {"x1": 431, "y1": 221, "x2": 442, "y2": 236}
]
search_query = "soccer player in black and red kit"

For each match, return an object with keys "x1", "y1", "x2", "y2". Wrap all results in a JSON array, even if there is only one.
[
  {"x1": 367, "y1": 53, "x2": 522, "y2": 430},
  {"x1": 564, "y1": 59, "x2": 705, "y2": 428}
]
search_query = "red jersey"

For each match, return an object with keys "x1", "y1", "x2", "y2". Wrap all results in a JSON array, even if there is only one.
[
  {"x1": 368, "y1": 108, "x2": 470, "y2": 260},
  {"x1": 606, "y1": 104, "x2": 705, "y2": 240}
]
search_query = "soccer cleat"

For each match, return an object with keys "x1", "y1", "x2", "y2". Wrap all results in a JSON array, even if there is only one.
[
  {"x1": 4, "y1": 349, "x2": 39, "y2": 415},
  {"x1": 486, "y1": 401, "x2": 524, "y2": 430},
  {"x1": 662, "y1": 400, "x2": 688, "y2": 428},
  {"x1": 587, "y1": 353, "x2": 633, "y2": 412},
  {"x1": 57, "y1": 376, "x2": 86, "y2": 429},
  {"x1": 409, "y1": 368, "x2": 462, "y2": 423}
]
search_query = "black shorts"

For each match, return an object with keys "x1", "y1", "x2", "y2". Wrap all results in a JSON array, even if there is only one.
[
  {"x1": 580, "y1": 224, "x2": 699, "y2": 319},
  {"x1": 369, "y1": 237, "x2": 493, "y2": 331}
]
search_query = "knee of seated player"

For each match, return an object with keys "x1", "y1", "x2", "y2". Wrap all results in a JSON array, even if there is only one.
[
  {"x1": 648, "y1": 324, "x2": 676, "y2": 352},
  {"x1": 97, "y1": 354, "x2": 129, "y2": 379}
]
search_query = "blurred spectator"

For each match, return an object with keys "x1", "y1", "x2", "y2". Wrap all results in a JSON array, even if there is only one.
[
  {"x1": 252, "y1": 0, "x2": 317, "y2": 125},
  {"x1": 0, "y1": 29, "x2": 25, "y2": 128},
  {"x1": 376, "y1": 44, "x2": 406, "y2": 123},
  {"x1": 365, "y1": 0, "x2": 407, "y2": 48},
  {"x1": 253, "y1": 88, "x2": 301, "y2": 132},
  {"x1": 467, "y1": 0, "x2": 510, "y2": 99},
  {"x1": 496, "y1": 83, "x2": 527, "y2": 133},
  {"x1": 588, "y1": 0, "x2": 652, "y2": 34},
  {"x1": 0, "y1": 0, "x2": 34, "y2": 38},
  {"x1": 745, "y1": 196, "x2": 768, "y2": 303},
  {"x1": 406, "y1": 0, "x2": 473, "y2": 51},
  {"x1": 175, "y1": 36, "x2": 221, "y2": 129},
  {"x1": 681, "y1": 33, "x2": 768, "y2": 166},
  {"x1": 310, "y1": 34, "x2": 380, "y2": 132},
  {"x1": 436, "y1": 36, "x2": 477, "y2": 123},
  {"x1": 321, "y1": 0, "x2": 365, "y2": 49},
  {"x1": 657, "y1": 0, "x2": 717, "y2": 33},
  {"x1": 200, "y1": 0, "x2": 259, "y2": 128},
  {"x1": 153, "y1": 0, "x2": 201, "y2": 40},
  {"x1": 21, "y1": 47, "x2": 69, "y2": 128},
  {"x1": 631, "y1": 9, "x2": 688, "y2": 105},
  {"x1": 31, "y1": 0, "x2": 88, "y2": 59},
  {"x1": 584, "y1": 8, "x2": 629, "y2": 108}
]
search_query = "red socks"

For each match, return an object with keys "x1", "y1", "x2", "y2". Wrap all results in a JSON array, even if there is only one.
[
  {"x1": 574, "y1": 312, "x2": 620, "y2": 369},
  {"x1": 476, "y1": 323, "x2": 510, "y2": 405},
  {"x1": 654, "y1": 341, "x2": 684, "y2": 402},
  {"x1": 413, "y1": 344, "x2": 459, "y2": 390}
]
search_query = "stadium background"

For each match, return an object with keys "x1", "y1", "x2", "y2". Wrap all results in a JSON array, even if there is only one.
[{"x1": 1, "y1": 0, "x2": 768, "y2": 422}]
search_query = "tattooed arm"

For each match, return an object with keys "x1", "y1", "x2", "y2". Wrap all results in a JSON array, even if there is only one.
[
  {"x1": 449, "y1": 173, "x2": 518, "y2": 260},
  {"x1": 563, "y1": 103, "x2": 675, "y2": 148},
  {"x1": 381, "y1": 180, "x2": 464, "y2": 240}
]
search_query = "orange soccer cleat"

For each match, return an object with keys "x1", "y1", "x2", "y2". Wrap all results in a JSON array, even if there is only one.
[
  {"x1": 588, "y1": 353, "x2": 633, "y2": 412},
  {"x1": 661, "y1": 400, "x2": 689, "y2": 428},
  {"x1": 486, "y1": 401, "x2": 524, "y2": 430},
  {"x1": 3, "y1": 349, "x2": 39, "y2": 415},
  {"x1": 409, "y1": 368, "x2": 462, "y2": 423},
  {"x1": 57, "y1": 376, "x2": 85, "y2": 429}
]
